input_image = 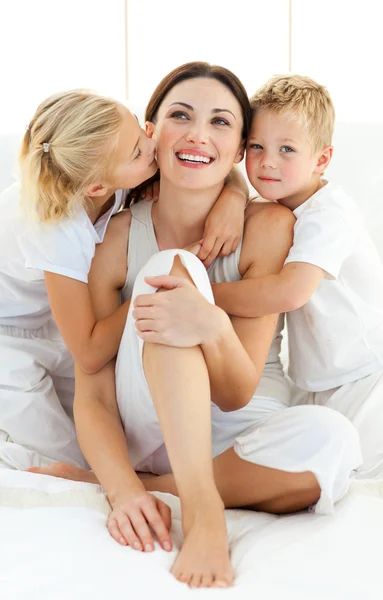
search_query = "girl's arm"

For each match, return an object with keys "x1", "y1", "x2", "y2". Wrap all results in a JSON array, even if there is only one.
[
  {"x1": 45, "y1": 272, "x2": 130, "y2": 374},
  {"x1": 44, "y1": 209, "x2": 134, "y2": 375}
]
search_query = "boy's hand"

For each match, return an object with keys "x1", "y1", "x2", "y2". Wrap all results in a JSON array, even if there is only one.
[
  {"x1": 198, "y1": 189, "x2": 245, "y2": 268},
  {"x1": 108, "y1": 486, "x2": 172, "y2": 553},
  {"x1": 141, "y1": 179, "x2": 160, "y2": 202}
]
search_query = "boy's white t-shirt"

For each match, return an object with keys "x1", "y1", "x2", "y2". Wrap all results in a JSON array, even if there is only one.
[
  {"x1": 285, "y1": 181, "x2": 383, "y2": 392},
  {"x1": 0, "y1": 182, "x2": 127, "y2": 329}
]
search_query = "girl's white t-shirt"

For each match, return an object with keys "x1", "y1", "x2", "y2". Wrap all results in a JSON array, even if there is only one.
[
  {"x1": 285, "y1": 181, "x2": 383, "y2": 392},
  {"x1": 0, "y1": 182, "x2": 127, "y2": 329}
]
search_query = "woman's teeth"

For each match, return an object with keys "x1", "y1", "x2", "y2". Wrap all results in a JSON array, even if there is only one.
[{"x1": 177, "y1": 153, "x2": 212, "y2": 164}]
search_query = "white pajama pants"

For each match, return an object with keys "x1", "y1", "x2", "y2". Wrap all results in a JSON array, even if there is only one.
[
  {"x1": 291, "y1": 371, "x2": 383, "y2": 479},
  {"x1": 0, "y1": 321, "x2": 86, "y2": 470},
  {"x1": 116, "y1": 249, "x2": 362, "y2": 514}
]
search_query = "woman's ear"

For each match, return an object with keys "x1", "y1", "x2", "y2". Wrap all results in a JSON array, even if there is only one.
[
  {"x1": 146, "y1": 121, "x2": 155, "y2": 138},
  {"x1": 234, "y1": 141, "x2": 245, "y2": 164}
]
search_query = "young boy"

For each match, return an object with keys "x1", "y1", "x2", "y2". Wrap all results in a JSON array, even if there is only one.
[{"x1": 213, "y1": 74, "x2": 383, "y2": 479}]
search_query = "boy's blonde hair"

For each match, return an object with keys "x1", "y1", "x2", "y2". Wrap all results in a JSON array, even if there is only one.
[
  {"x1": 250, "y1": 74, "x2": 335, "y2": 152},
  {"x1": 20, "y1": 90, "x2": 122, "y2": 222}
]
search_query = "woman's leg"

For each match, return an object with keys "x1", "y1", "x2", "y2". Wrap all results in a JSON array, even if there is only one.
[
  {"x1": 143, "y1": 404, "x2": 362, "y2": 515},
  {"x1": 142, "y1": 254, "x2": 233, "y2": 588}
]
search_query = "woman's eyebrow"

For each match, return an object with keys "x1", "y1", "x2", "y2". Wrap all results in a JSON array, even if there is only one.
[
  {"x1": 212, "y1": 108, "x2": 236, "y2": 119},
  {"x1": 169, "y1": 102, "x2": 236, "y2": 119},
  {"x1": 169, "y1": 102, "x2": 193, "y2": 110}
]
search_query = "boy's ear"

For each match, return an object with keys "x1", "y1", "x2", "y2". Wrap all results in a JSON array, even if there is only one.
[
  {"x1": 86, "y1": 182, "x2": 108, "y2": 198},
  {"x1": 146, "y1": 121, "x2": 155, "y2": 138},
  {"x1": 315, "y1": 145, "x2": 333, "y2": 174},
  {"x1": 234, "y1": 141, "x2": 245, "y2": 164}
]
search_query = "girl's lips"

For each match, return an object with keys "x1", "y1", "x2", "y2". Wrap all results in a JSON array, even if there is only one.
[{"x1": 258, "y1": 176, "x2": 280, "y2": 182}]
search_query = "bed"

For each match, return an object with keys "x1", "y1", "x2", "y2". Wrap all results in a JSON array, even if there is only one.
[{"x1": 1, "y1": 125, "x2": 383, "y2": 599}]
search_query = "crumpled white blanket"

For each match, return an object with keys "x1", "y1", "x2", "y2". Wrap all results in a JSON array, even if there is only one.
[{"x1": 0, "y1": 470, "x2": 382, "y2": 600}]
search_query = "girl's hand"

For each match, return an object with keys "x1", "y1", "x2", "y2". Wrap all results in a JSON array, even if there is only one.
[
  {"x1": 133, "y1": 276, "x2": 224, "y2": 347},
  {"x1": 108, "y1": 486, "x2": 172, "y2": 553},
  {"x1": 141, "y1": 179, "x2": 160, "y2": 202},
  {"x1": 198, "y1": 188, "x2": 246, "y2": 268}
]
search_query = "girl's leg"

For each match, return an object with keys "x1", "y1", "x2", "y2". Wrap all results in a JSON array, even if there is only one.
[{"x1": 142, "y1": 254, "x2": 233, "y2": 588}]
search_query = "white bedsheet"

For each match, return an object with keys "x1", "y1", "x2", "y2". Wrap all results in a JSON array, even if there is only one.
[{"x1": 0, "y1": 470, "x2": 382, "y2": 599}]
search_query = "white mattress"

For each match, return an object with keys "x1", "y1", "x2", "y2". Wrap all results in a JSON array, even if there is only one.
[{"x1": 1, "y1": 470, "x2": 382, "y2": 599}]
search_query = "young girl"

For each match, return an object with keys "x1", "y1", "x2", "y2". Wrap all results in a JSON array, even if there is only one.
[{"x1": 0, "y1": 89, "x2": 247, "y2": 470}]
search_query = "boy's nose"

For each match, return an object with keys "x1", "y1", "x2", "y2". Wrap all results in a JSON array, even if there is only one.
[{"x1": 260, "y1": 151, "x2": 277, "y2": 169}]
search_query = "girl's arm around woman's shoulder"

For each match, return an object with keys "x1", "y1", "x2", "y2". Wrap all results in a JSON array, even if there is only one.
[{"x1": 45, "y1": 210, "x2": 132, "y2": 374}]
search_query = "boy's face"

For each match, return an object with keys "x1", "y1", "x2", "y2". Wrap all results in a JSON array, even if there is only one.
[{"x1": 246, "y1": 108, "x2": 329, "y2": 209}]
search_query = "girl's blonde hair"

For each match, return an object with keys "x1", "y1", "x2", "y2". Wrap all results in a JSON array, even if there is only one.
[
  {"x1": 20, "y1": 90, "x2": 122, "y2": 222},
  {"x1": 250, "y1": 74, "x2": 335, "y2": 152}
]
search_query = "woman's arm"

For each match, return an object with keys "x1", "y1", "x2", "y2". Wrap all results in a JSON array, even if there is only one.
[
  {"x1": 134, "y1": 203, "x2": 295, "y2": 412},
  {"x1": 73, "y1": 211, "x2": 172, "y2": 551},
  {"x1": 198, "y1": 166, "x2": 248, "y2": 266}
]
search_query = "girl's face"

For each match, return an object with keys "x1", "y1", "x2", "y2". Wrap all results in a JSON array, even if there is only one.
[
  {"x1": 111, "y1": 105, "x2": 157, "y2": 190},
  {"x1": 148, "y1": 77, "x2": 244, "y2": 191}
]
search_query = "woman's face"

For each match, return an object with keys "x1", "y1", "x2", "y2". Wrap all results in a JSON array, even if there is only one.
[
  {"x1": 111, "y1": 104, "x2": 157, "y2": 189},
  {"x1": 148, "y1": 77, "x2": 244, "y2": 191}
]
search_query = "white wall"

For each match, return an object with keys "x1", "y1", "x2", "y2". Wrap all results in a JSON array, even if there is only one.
[
  {"x1": 126, "y1": 0, "x2": 289, "y2": 107},
  {"x1": 0, "y1": 0, "x2": 126, "y2": 133}
]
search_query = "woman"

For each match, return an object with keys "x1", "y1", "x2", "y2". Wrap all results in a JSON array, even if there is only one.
[
  {"x1": 33, "y1": 63, "x2": 362, "y2": 588},
  {"x1": 0, "y1": 88, "x2": 245, "y2": 471}
]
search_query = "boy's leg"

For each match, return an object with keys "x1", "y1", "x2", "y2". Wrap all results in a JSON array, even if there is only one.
[{"x1": 311, "y1": 371, "x2": 383, "y2": 479}]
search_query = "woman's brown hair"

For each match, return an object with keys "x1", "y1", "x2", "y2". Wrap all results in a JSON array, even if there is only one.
[{"x1": 129, "y1": 62, "x2": 250, "y2": 202}]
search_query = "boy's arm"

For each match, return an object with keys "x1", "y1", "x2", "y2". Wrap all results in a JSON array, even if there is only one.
[
  {"x1": 213, "y1": 261, "x2": 325, "y2": 318},
  {"x1": 198, "y1": 166, "x2": 249, "y2": 266}
]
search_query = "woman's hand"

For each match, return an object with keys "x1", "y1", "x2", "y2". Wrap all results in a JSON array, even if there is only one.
[
  {"x1": 197, "y1": 187, "x2": 246, "y2": 268},
  {"x1": 108, "y1": 486, "x2": 172, "y2": 553},
  {"x1": 133, "y1": 276, "x2": 226, "y2": 347}
]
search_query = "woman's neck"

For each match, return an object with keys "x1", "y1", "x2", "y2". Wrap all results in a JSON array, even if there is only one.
[{"x1": 152, "y1": 177, "x2": 224, "y2": 250}]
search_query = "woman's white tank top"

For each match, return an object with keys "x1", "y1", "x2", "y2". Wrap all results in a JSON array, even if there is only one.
[{"x1": 121, "y1": 200, "x2": 289, "y2": 403}]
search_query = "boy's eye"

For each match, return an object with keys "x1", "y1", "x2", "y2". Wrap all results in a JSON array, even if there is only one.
[
  {"x1": 249, "y1": 143, "x2": 263, "y2": 150},
  {"x1": 212, "y1": 117, "x2": 230, "y2": 126},
  {"x1": 281, "y1": 145, "x2": 294, "y2": 153},
  {"x1": 169, "y1": 110, "x2": 189, "y2": 120}
]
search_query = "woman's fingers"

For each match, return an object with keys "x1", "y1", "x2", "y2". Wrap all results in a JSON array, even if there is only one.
[
  {"x1": 128, "y1": 510, "x2": 155, "y2": 552},
  {"x1": 107, "y1": 516, "x2": 129, "y2": 547},
  {"x1": 157, "y1": 499, "x2": 172, "y2": 532},
  {"x1": 143, "y1": 501, "x2": 172, "y2": 551}
]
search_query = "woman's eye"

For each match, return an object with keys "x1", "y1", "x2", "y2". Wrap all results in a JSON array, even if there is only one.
[
  {"x1": 281, "y1": 146, "x2": 294, "y2": 153},
  {"x1": 135, "y1": 148, "x2": 142, "y2": 160},
  {"x1": 170, "y1": 111, "x2": 189, "y2": 120},
  {"x1": 212, "y1": 117, "x2": 230, "y2": 126}
]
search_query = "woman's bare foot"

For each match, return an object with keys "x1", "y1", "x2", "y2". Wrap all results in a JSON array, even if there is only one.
[
  {"x1": 27, "y1": 462, "x2": 98, "y2": 484},
  {"x1": 172, "y1": 496, "x2": 234, "y2": 588}
]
